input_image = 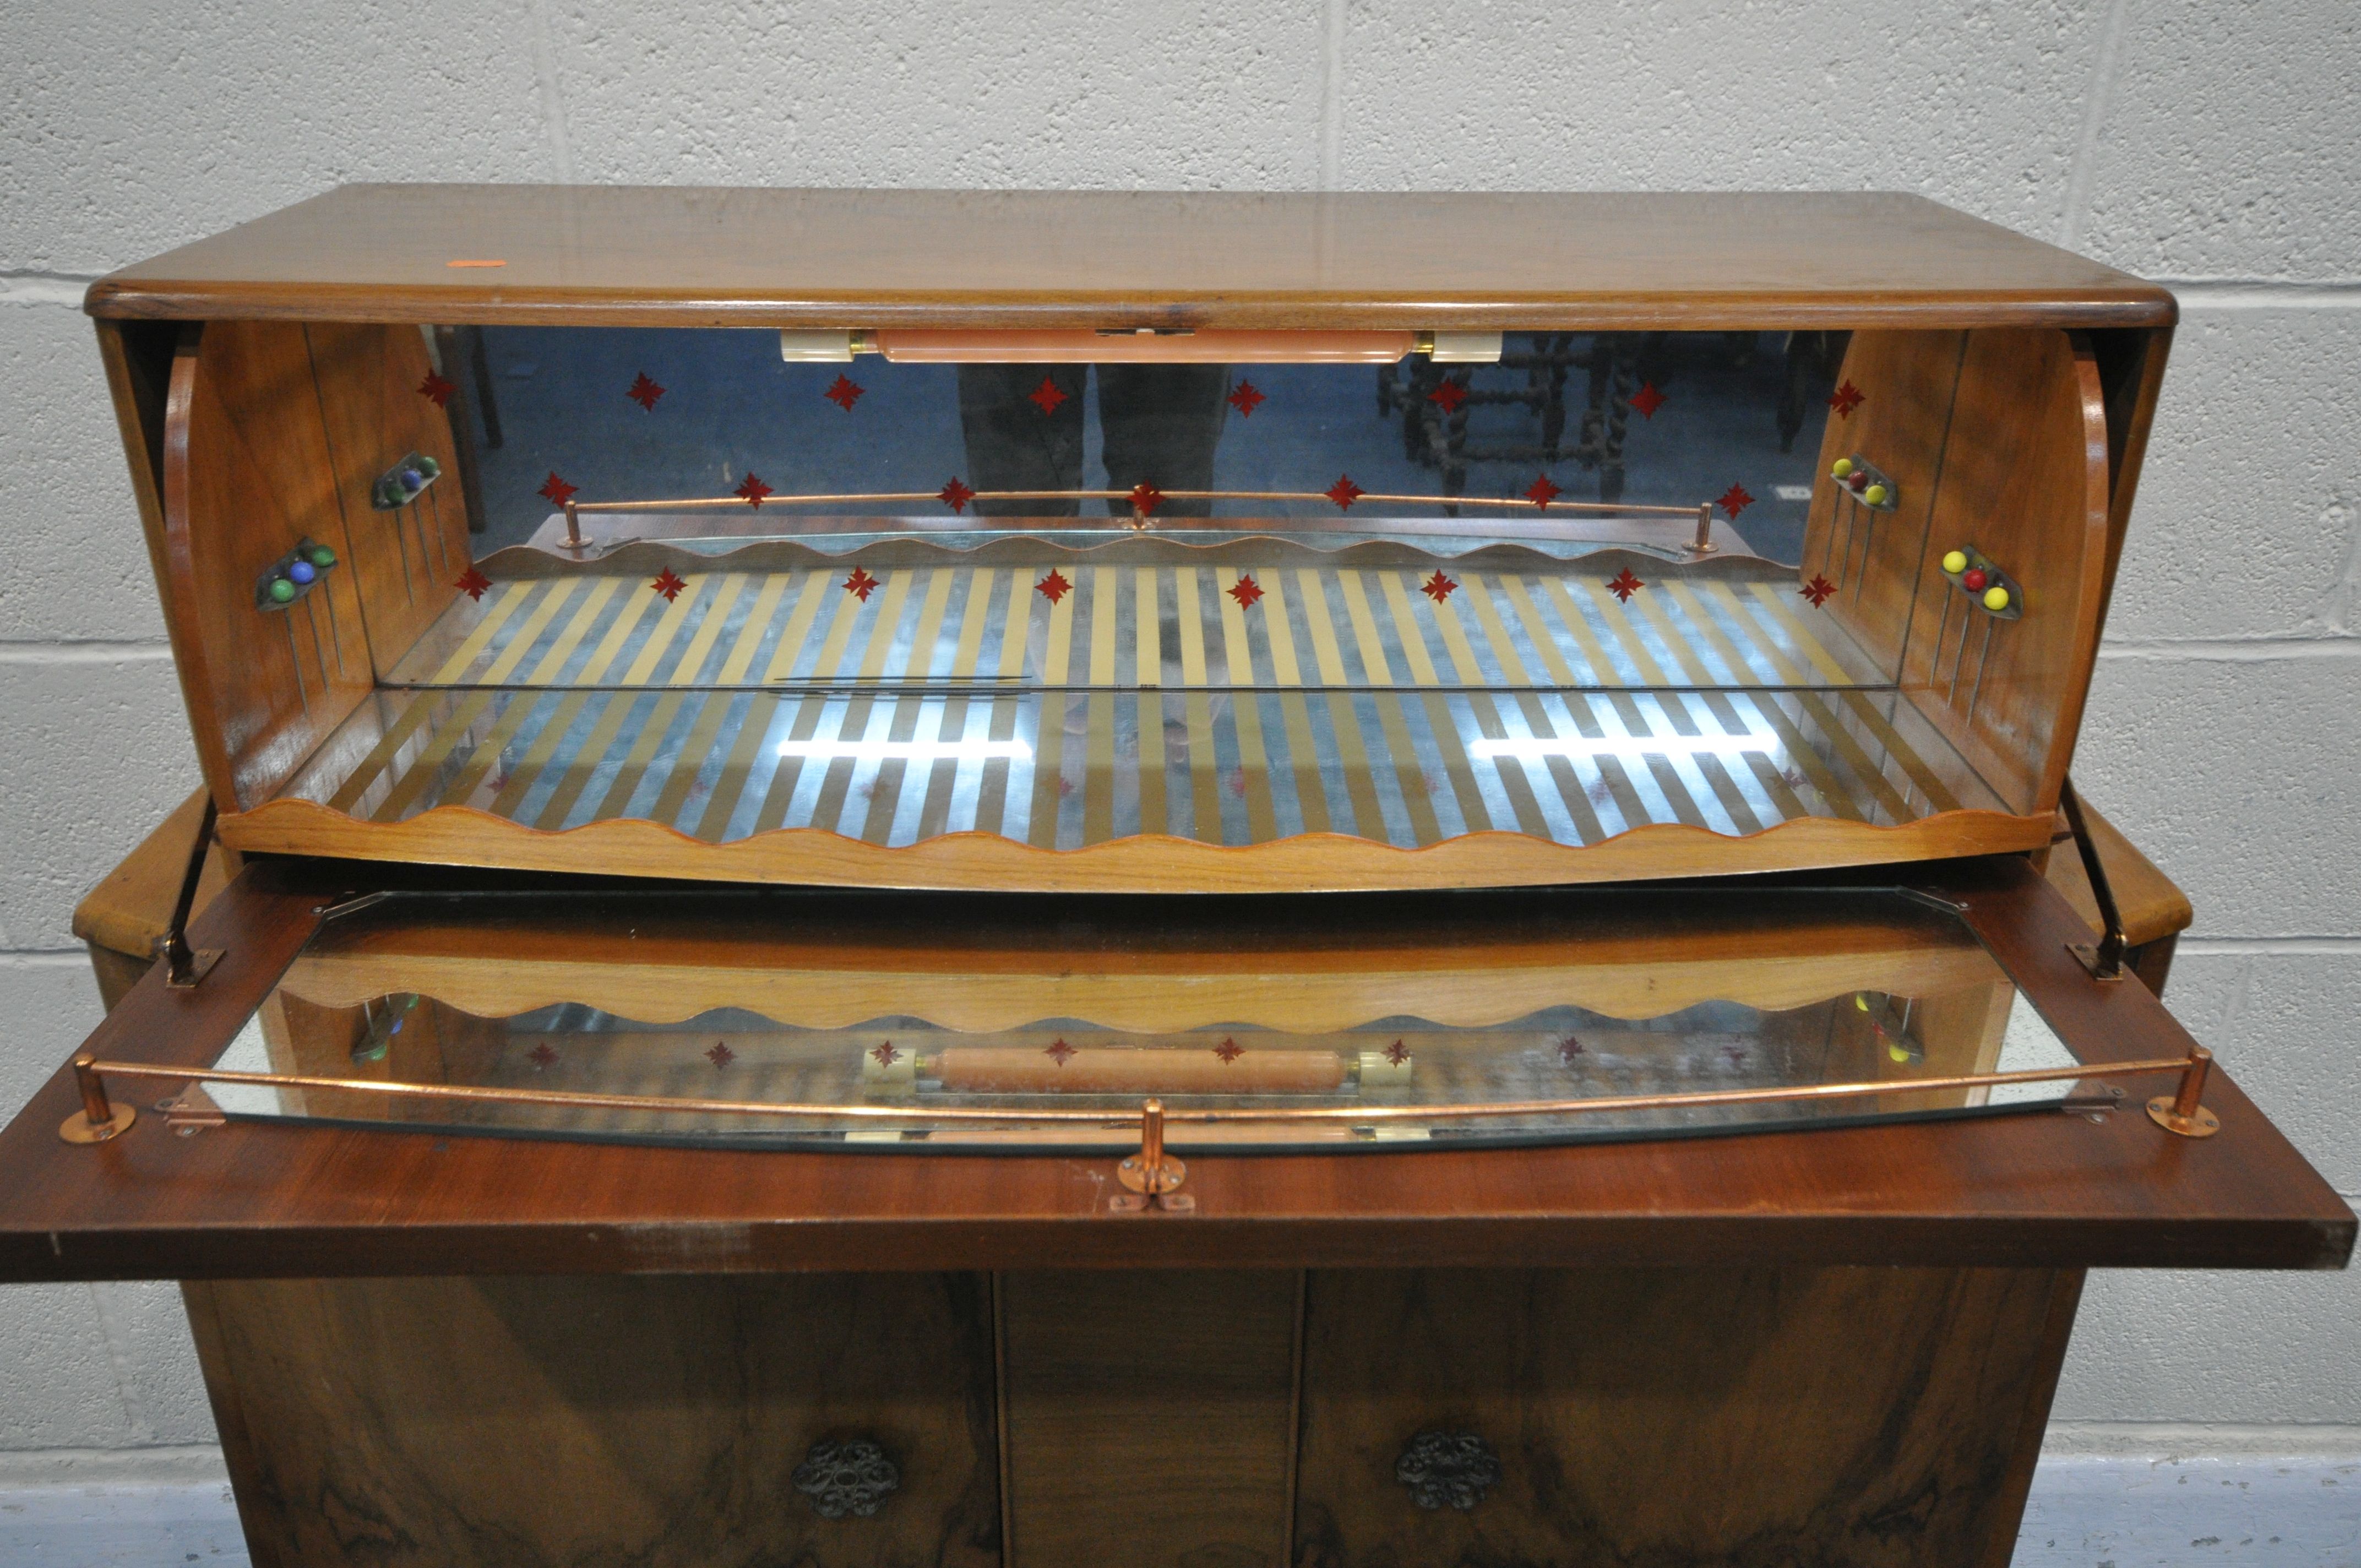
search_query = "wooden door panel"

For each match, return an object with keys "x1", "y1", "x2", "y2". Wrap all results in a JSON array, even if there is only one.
[
  {"x1": 187, "y1": 1272, "x2": 1001, "y2": 1568},
  {"x1": 1293, "y1": 1266, "x2": 2076, "y2": 1568}
]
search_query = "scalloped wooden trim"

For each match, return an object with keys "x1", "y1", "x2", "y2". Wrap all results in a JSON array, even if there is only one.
[{"x1": 221, "y1": 798, "x2": 2053, "y2": 895}]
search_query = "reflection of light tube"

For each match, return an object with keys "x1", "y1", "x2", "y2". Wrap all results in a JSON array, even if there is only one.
[
  {"x1": 875, "y1": 329, "x2": 1420, "y2": 363},
  {"x1": 1471, "y1": 734, "x2": 1778, "y2": 763},
  {"x1": 780, "y1": 329, "x2": 1506, "y2": 365},
  {"x1": 778, "y1": 739, "x2": 1033, "y2": 762}
]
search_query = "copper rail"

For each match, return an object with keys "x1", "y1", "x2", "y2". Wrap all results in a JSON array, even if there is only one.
[
  {"x1": 561, "y1": 489, "x2": 1719, "y2": 553},
  {"x1": 66, "y1": 1048, "x2": 2217, "y2": 1147}
]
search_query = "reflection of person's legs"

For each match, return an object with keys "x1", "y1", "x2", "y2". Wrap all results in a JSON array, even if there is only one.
[
  {"x1": 1096, "y1": 364, "x2": 1230, "y2": 517},
  {"x1": 956, "y1": 365, "x2": 1087, "y2": 516}
]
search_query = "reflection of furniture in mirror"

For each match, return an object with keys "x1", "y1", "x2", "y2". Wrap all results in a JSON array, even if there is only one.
[{"x1": 243, "y1": 886, "x2": 2033, "y2": 1139}]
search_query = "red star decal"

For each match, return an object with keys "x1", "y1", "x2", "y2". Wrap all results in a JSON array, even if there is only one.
[
  {"x1": 1428, "y1": 378, "x2": 1467, "y2": 413},
  {"x1": 735, "y1": 472, "x2": 773, "y2": 508},
  {"x1": 1044, "y1": 1039, "x2": 1077, "y2": 1066},
  {"x1": 417, "y1": 371, "x2": 455, "y2": 407},
  {"x1": 1027, "y1": 375, "x2": 1070, "y2": 416},
  {"x1": 1129, "y1": 482, "x2": 1165, "y2": 516},
  {"x1": 842, "y1": 567, "x2": 880, "y2": 602},
  {"x1": 1607, "y1": 568, "x2": 1645, "y2": 602},
  {"x1": 537, "y1": 471, "x2": 578, "y2": 507},
  {"x1": 1325, "y1": 475, "x2": 1366, "y2": 511},
  {"x1": 705, "y1": 1041, "x2": 735, "y2": 1068},
  {"x1": 1801, "y1": 574, "x2": 1836, "y2": 607},
  {"x1": 1226, "y1": 379, "x2": 1265, "y2": 417},
  {"x1": 872, "y1": 1041, "x2": 900, "y2": 1068},
  {"x1": 651, "y1": 568, "x2": 688, "y2": 602},
  {"x1": 824, "y1": 374, "x2": 864, "y2": 412},
  {"x1": 1829, "y1": 380, "x2": 1865, "y2": 418},
  {"x1": 1228, "y1": 574, "x2": 1264, "y2": 609},
  {"x1": 527, "y1": 1043, "x2": 558, "y2": 1069},
  {"x1": 1385, "y1": 1039, "x2": 1411, "y2": 1067},
  {"x1": 1717, "y1": 483, "x2": 1754, "y2": 519},
  {"x1": 939, "y1": 477, "x2": 975, "y2": 514},
  {"x1": 1629, "y1": 382, "x2": 1666, "y2": 419},
  {"x1": 627, "y1": 372, "x2": 665, "y2": 411},
  {"x1": 1421, "y1": 570, "x2": 1458, "y2": 603},
  {"x1": 1214, "y1": 1038, "x2": 1244, "y2": 1064},
  {"x1": 1722, "y1": 1045, "x2": 1749, "y2": 1066},
  {"x1": 455, "y1": 567, "x2": 492, "y2": 601},
  {"x1": 1036, "y1": 569, "x2": 1071, "y2": 605},
  {"x1": 1557, "y1": 1035, "x2": 1584, "y2": 1064},
  {"x1": 1525, "y1": 473, "x2": 1563, "y2": 509}
]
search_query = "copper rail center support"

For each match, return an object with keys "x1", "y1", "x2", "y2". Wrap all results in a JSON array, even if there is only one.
[
  {"x1": 58, "y1": 1053, "x2": 135, "y2": 1145},
  {"x1": 2147, "y1": 1046, "x2": 2221, "y2": 1139},
  {"x1": 1113, "y1": 1098, "x2": 1193, "y2": 1214}
]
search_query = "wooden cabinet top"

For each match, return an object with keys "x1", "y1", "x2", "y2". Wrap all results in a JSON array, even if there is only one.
[{"x1": 86, "y1": 186, "x2": 2176, "y2": 330}]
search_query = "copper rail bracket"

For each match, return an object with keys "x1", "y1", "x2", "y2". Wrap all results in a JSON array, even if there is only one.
[
  {"x1": 57, "y1": 1054, "x2": 135, "y2": 1145},
  {"x1": 2147, "y1": 1046, "x2": 2222, "y2": 1139},
  {"x1": 1112, "y1": 1098, "x2": 1194, "y2": 1213}
]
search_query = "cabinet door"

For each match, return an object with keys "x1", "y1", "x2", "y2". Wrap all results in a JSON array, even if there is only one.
[
  {"x1": 187, "y1": 1272, "x2": 1001, "y2": 1568},
  {"x1": 1293, "y1": 1266, "x2": 2074, "y2": 1568}
]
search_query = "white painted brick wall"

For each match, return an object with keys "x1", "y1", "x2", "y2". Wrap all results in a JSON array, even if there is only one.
[{"x1": 1, "y1": 0, "x2": 2354, "y2": 1461}]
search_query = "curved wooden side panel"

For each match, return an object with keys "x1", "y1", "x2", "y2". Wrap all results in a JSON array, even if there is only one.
[
  {"x1": 305, "y1": 323, "x2": 472, "y2": 672},
  {"x1": 1810, "y1": 328, "x2": 2111, "y2": 815},
  {"x1": 157, "y1": 323, "x2": 477, "y2": 810},
  {"x1": 220, "y1": 797, "x2": 2052, "y2": 895},
  {"x1": 1911, "y1": 329, "x2": 2110, "y2": 812},
  {"x1": 1802, "y1": 328, "x2": 1967, "y2": 681},
  {"x1": 161, "y1": 323, "x2": 375, "y2": 809}
]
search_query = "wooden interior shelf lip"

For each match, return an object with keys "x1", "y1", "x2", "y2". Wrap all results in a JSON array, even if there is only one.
[
  {"x1": 82, "y1": 187, "x2": 2177, "y2": 328},
  {"x1": 222, "y1": 801, "x2": 2054, "y2": 894}
]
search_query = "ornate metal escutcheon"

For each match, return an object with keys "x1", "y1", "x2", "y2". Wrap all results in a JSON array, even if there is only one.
[
  {"x1": 1395, "y1": 1430, "x2": 1504, "y2": 1511},
  {"x1": 792, "y1": 1437, "x2": 900, "y2": 1518}
]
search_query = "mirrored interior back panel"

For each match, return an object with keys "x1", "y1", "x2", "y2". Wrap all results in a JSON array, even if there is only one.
[
  {"x1": 141, "y1": 317, "x2": 2115, "y2": 890},
  {"x1": 195, "y1": 886, "x2": 2090, "y2": 1154}
]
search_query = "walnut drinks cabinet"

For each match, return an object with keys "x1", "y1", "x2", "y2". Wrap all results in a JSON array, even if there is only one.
[{"x1": 0, "y1": 188, "x2": 2347, "y2": 1568}]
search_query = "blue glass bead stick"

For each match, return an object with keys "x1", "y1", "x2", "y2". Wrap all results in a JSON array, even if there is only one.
[
  {"x1": 423, "y1": 484, "x2": 450, "y2": 576},
  {"x1": 281, "y1": 611, "x2": 309, "y2": 711},
  {"x1": 410, "y1": 496, "x2": 440, "y2": 582},
  {"x1": 391, "y1": 503, "x2": 416, "y2": 603},
  {"x1": 302, "y1": 593, "x2": 331, "y2": 690}
]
